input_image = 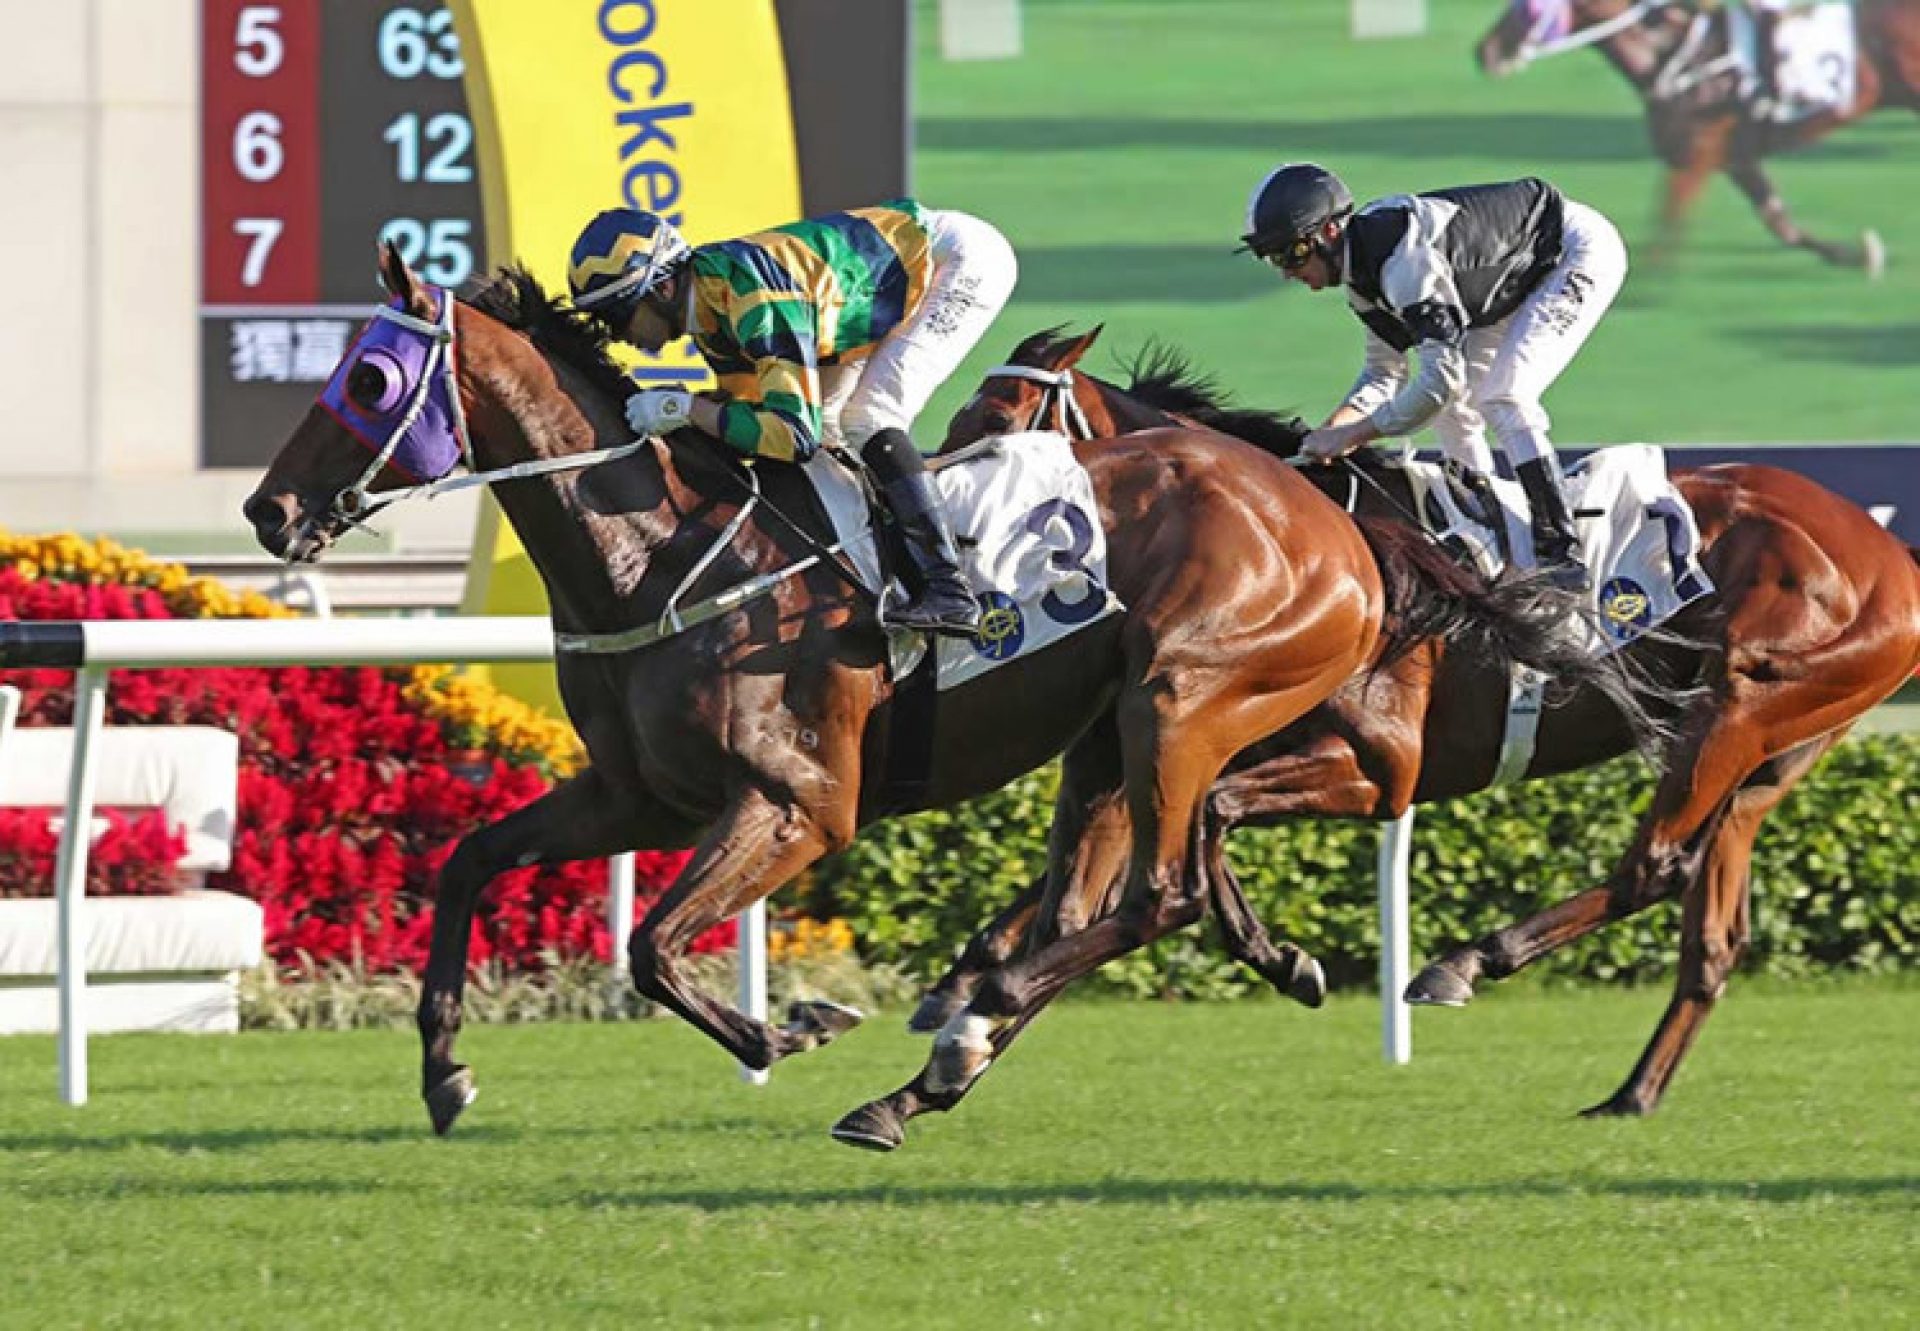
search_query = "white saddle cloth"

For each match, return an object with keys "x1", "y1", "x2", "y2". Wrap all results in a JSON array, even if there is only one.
[
  {"x1": 1729, "y1": 1, "x2": 1858, "y2": 122},
  {"x1": 1404, "y1": 443, "x2": 1715, "y2": 656},
  {"x1": 803, "y1": 431, "x2": 1123, "y2": 690}
]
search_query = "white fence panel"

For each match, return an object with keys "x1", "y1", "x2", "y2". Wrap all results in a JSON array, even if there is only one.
[{"x1": 0, "y1": 618, "x2": 766, "y2": 1104}]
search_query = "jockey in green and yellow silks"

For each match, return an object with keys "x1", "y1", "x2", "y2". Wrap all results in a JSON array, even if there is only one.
[{"x1": 568, "y1": 202, "x2": 1018, "y2": 638}]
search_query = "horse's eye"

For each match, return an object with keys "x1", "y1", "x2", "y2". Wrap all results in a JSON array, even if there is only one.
[
  {"x1": 346, "y1": 361, "x2": 390, "y2": 411},
  {"x1": 984, "y1": 408, "x2": 1017, "y2": 434}
]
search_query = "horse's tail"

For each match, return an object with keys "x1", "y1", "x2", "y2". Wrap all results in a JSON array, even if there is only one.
[{"x1": 1353, "y1": 515, "x2": 1676, "y2": 754}]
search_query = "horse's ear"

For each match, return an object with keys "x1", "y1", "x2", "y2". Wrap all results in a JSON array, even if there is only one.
[
  {"x1": 1058, "y1": 323, "x2": 1104, "y2": 370},
  {"x1": 376, "y1": 240, "x2": 433, "y2": 317}
]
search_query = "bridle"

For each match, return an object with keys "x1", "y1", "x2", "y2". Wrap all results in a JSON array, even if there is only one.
[
  {"x1": 1502, "y1": 0, "x2": 1670, "y2": 71},
  {"x1": 330, "y1": 292, "x2": 475, "y2": 527},
  {"x1": 305, "y1": 283, "x2": 875, "y2": 648},
  {"x1": 980, "y1": 364, "x2": 1095, "y2": 439},
  {"x1": 1500, "y1": 0, "x2": 1734, "y2": 103},
  {"x1": 981, "y1": 355, "x2": 1396, "y2": 521},
  {"x1": 322, "y1": 285, "x2": 654, "y2": 533}
]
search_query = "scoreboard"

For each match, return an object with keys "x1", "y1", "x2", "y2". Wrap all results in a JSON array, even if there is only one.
[{"x1": 200, "y1": 0, "x2": 487, "y2": 467}]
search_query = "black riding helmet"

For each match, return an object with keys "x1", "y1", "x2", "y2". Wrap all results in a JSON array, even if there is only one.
[{"x1": 1237, "y1": 163, "x2": 1354, "y2": 268}]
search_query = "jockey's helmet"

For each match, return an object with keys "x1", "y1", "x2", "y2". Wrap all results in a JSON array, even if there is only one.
[
  {"x1": 568, "y1": 208, "x2": 692, "y2": 328},
  {"x1": 1237, "y1": 163, "x2": 1354, "y2": 267}
]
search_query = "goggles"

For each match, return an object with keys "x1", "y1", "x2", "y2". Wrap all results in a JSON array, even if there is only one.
[{"x1": 1259, "y1": 234, "x2": 1319, "y2": 273}]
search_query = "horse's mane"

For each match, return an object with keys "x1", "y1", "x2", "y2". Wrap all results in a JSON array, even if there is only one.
[
  {"x1": 1118, "y1": 341, "x2": 1311, "y2": 457},
  {"x1": 462, "y1": 266, "x2": 635, "y2": 405},
  {"x1": 1096, "y1": 339, "x2": 1675, "y2": 746}
]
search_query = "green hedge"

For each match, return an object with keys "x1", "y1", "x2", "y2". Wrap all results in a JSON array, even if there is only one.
[{"x1": 807, "y1": 734, "x2": 1920, "y2": 998}]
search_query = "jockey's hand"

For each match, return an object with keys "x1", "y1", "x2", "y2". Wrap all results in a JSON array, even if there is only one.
[
  {"x1": 1300, "y1": 424, "x2": 1366, "y2": 464},
  {"x1": 625, "y1": 388, "x2": 693, "y2": 437}
]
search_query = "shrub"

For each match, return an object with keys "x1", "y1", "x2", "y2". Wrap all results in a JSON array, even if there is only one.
[{"x1": 810, "y1": 735, "x2": 1920, "y2": 996}]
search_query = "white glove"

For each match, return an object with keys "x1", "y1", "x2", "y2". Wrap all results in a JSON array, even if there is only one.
[{"x1": 625, "y1": 388, "x2": 693, "y2": 437}]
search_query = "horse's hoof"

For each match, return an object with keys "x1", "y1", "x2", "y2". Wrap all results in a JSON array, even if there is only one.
[
  {"x1": 1862, "y1": 229, "x2": 1886, "y2": 280},
  {"x1": 830, "y1": 1101, "x2": 905, "y2": 1152},
  {"x1": 785, "y1": 999, "x2": 865, "y2": 1050},
  {"x1": 1404, "y1": 961, "x2": 1474, "y2": 1007},
  {"x1": 1579, "y1": 1092, "x2": 1653, "y2": 1119},
  {"x1": 425, "y1": 1067, "x2": 477, "y2": 1136},
  {"x1": 1278, "y1": 947, "x2": 1327, "y2": 1010},
  {"x1": 907, "y1": 989, "x2": 968, "y2": 1035}
]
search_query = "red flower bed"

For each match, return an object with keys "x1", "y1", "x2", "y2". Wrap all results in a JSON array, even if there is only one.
[{"x1": 0, "y1": 563, "x2": 719, "y2": 973}]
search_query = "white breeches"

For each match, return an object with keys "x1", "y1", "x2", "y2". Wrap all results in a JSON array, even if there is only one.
[
  {"x1": 835, "y1": 209, "x2": 1019, "y2": 447},
  {"x1": 1431, "y1": 201, "x2": 1627, "y2": 477}
]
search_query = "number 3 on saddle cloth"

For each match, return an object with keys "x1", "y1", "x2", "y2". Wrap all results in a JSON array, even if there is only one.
[
  {"x1": 804, "y1": 430, "x2": 1124, "y2": 689},
  {"x1": 1725, "y1": 2, "x2": 1859, "y2": 124}
]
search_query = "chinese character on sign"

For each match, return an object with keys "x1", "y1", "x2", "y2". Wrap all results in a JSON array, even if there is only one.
[
  {"x1": 230, "y1": 320, "x2": 294, "y2": 382},
  {"x1": 292, "y1": 321, "x2": 351, "y2": 381}
]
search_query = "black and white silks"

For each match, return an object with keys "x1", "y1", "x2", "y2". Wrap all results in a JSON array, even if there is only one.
[{"x1": 1338, "y1": 178, "x2": 1568, "y2": 440}]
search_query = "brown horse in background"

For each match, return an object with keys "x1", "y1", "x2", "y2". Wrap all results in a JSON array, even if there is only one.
[
  {"x1": 1477, "y1": 0, "x2": 1920, "y2": 272},
  {"x1": 828, "y1": 345, "x2": 1676, "y2": 1151},
  {"x1": 246, "y1": 249, "x2": 1579, "y2": 1141},
  {"x1": 888, "y1": 326, "x2": 1920, "y2": 1130}
]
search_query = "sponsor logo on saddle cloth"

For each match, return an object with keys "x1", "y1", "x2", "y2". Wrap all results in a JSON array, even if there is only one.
[
  {"x1": 1403, "y1": 444, "x2": 1714, "y2": 787},
  {"x1": 1404, "y1": 444, "x2": 1712, "y2": 657},
  {"x1": 801, "y1": 431, "x2": 1122, "y2": 689}
]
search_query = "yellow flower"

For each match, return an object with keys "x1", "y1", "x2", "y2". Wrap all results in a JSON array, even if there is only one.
[
  {"x1": 2, "y1": 526, "x2": 585, "y2": 778},
  {"x1": 768, "y1": 917, "x2": 855, "y2": 962}
]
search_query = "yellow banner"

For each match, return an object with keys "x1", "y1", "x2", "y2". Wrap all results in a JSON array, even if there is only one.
[{"x1": 448, "y1": 0, "x2": 804, "y2": 711}]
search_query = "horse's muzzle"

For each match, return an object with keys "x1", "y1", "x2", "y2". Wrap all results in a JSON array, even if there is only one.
[{"x1": 243, "y1": 489, "x2": 309, "y2": 562}]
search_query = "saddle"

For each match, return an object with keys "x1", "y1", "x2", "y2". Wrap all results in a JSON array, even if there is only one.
[
  {"x1": 1681, "y1": 1, "x2": 1858, "y2": 122},
  {"x1": 1397, "y1": 445, "x2": 1715, "y2": 656},
  {"x1": 803, "y1": 431, "x2": 1123, "y2": 689}
]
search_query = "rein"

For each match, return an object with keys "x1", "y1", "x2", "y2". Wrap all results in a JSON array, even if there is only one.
[
  {"x1": 326, "y1": 286, "x2": 876, "y2": 654},
  {"x1": 1506, "y1": 0, "x2": 1736, "y2": 107},
  {"x1": 987, "y1": 356, "x2": 1421, "y2": 529},
  {"x1": 1507, "y1": 0, "x2": 1667, "y2": 70},
  {"x1": 335, "y1": 294, "x2": 654, "y2": 523}
]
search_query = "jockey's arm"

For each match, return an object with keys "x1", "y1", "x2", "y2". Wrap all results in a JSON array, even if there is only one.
[
  {"x1": 1364, "y1": 247, "x2": 1471, "y2": 440},
  {"x1": 1368, "y1": 332, "x2": 1466, "y2": 440},
  {"x1": 700, "y1": 357, "x2": 825, "y2": 463},
  {"x1": 1327, "y1": 325, "x2": 1408, "y2": 428}
]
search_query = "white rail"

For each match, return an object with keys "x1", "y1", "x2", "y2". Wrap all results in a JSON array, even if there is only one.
[{"x1": 0, "y1": 617, "x2": 768, "y2": 1104}]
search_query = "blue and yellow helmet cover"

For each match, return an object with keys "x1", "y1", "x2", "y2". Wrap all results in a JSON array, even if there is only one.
[{"x1": 567, "y1": 208, "x2": 691, "y2": 324}]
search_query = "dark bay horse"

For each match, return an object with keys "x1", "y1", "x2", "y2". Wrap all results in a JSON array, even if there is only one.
[
  {"x1": 1477, "y1": 0, "x2": 1920, "y2": 272},
  {"x1": 245, "y1": 247, "x2": 1466, "y2": 1137},
  {"x1": 890, "y1": 325, "x2": 1920, "y2": 1128}
]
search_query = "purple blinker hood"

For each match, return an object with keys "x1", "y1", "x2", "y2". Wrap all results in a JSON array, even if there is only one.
[
  {"x1": 1516, "y1": 0, "x2": 1572, "y2": 46},
  {"x1": 317, "y1": 288, "x2": 466, "y2": 486}
]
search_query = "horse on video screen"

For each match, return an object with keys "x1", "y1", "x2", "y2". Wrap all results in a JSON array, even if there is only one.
[
  {"x1": 875, "y1": 325, "x2": 1920, "y2": 1135},
  {"x1": 245, "y1": 247, "x2": 1595, "y2": 1142},
  {"x1": 1477, "y1": 0, "x2": 1920, "y2": 272}
]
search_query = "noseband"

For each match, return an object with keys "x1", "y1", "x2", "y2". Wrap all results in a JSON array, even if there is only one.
[
  {"x1": 982, "y1": 364, "x2": 1095, "y2": 440},
  {"x1": 316, "y1": 284, "x2": 658, "y2": 530},
  {"x1": 327, "y1": 290, "x2": 476, "y2": 526}
]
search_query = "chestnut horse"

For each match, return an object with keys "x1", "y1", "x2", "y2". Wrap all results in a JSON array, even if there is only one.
[
  {"x1": 1477, "y1": 0, "x2": 1920, "y2": 272},
  {"x1": 870, "y1": 326, "x2": 1920, "y2": 1133},
  {"x1": 244, "y1": 248, "x2": 1593, "y2": 1140}
]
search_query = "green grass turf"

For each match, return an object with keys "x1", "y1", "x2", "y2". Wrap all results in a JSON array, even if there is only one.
[
  {"x1": 1, "y1": 982, "x2": 1912, "y2": 1328},
  {"x1": 912, "y1": 0, "x2": 1920, "y2": 446}
]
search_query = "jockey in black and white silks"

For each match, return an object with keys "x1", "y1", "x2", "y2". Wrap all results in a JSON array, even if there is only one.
[{"x1": 1239, "y1": 164, "x2": 1628, "y2": 592}]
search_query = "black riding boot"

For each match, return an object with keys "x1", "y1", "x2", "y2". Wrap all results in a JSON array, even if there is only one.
[
  {"x1": 1516, "y1": 457, "x2": 1589, "y2": 594},
  {"x1": 861, "y1": 429, "x2": 981, "y2": 638}
]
